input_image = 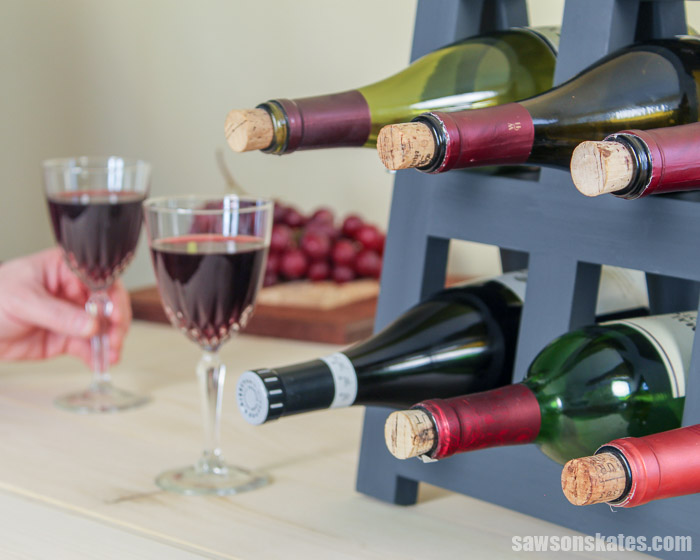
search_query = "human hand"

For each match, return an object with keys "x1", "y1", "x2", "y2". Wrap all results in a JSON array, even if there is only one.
[{"x1": 0, "y1": 248, "x2": 132, "y2": 366}]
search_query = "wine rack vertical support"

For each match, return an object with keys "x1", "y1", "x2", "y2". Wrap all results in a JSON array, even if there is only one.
[
  {"x1": 356, "y1": 0, "x2": 528, "y2": 506},
  {"x1": 356, "y1": 0, "x2": 700, "y2": 555},
  {"x1": 511, "y1": 256, "x2": 600, "y2": 381}
]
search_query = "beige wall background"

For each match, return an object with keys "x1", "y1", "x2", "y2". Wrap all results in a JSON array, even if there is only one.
[{"x1": 2, "y1": 1, "x2": 699, "y2": 289}]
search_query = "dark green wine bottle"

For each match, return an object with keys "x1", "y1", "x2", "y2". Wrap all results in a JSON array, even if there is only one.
[
  {"x1": 386, "y1": 311, "x2": 693, "y2": 465},
  {"x1": 225, "y1": 27, "x2": 558, "y2": 154},
  {"x1": 236, "y1": 267, "x2": 647, "y2": 425},
  {"x1": 379, "y1": 36, "x2": 700, "y2": 173}
]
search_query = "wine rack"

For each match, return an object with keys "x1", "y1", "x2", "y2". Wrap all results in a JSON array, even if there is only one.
[{"x1": 355, "y1": 0, "x2": 700, "y2": 554}]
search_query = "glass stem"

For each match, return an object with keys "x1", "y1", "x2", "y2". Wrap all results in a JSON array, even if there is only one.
[
  {"x1": 197, "y1": 350, "x2": 227, "y2": 474},
  {"x1": 86, "y1": 290, "x2": 113, "y2": 388}
]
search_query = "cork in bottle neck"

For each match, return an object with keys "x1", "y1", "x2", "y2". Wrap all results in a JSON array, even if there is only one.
[
  {"x1": 225, "y1": 108, "x2": 275, "y2": 152},
  {"x1": 561, "y1": 450, "x2": 629, "y2": 506},
  {"x1": 570, "y1": 141, "x2": 636, "y2": 197},
  {"x1": 377, "y1": 122, "x2": 437, "y2": 171},
  {"x1": 384, "y1": 408, "x2": 436, "y2": 459}
]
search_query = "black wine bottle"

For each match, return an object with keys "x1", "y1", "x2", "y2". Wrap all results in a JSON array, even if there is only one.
[
  {"x1": 225, "y1": 27, "x2": 558, "y2": 154},
  {"x1": 377, "y1": 36, "x2": 700, "y2": 173},
  {"x1": 236, "y1": 268, "x2": 647, "y2": 424}
]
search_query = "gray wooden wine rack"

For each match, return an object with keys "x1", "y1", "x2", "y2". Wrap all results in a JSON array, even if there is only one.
[{"x1": 355, "y1": 1, "x2": 700, "y2": 556}]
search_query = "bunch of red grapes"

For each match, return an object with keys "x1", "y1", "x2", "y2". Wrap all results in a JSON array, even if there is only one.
[{"x1": 265, "y1": 203, "x2": 385, "y2": 286}]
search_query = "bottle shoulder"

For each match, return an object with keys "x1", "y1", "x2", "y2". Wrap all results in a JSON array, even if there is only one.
[
  {"x1": 525, "y1": 322, "x2": 671, "y2": 392},
  {"x1": 530, "y1": 322, "x2": 683, "y2": 464},
  {"x1": 512, "y1": 26, "x2": 559, "y2": 55},
  {"x1": 359, "y1": 27, "x2": 556, "y2": 117},
  {"x1": 539, "y1": 37, "x2": 700, "y2": 104},
  {"x1": 428, "y1": 277, "x2": 522, "y2": 306},
  {"x1": 436, "y1": 27, "x2": 556, "y2": 54}
]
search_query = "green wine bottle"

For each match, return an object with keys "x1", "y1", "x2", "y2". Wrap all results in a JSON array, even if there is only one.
[
  {"x1": 385, "y1": 311, "x2": 694, "y2": 465},
  {"x1": 378, "y1": 36, "x2": 700, "y2": 173},
  {"x1": 225, "y1": 27, "x2": 558, "y2": 154}
]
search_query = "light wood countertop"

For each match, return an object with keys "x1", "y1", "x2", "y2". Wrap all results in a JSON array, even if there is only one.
[{"x1": 0, "y1": 321, "x2": 650, "y2": 559}]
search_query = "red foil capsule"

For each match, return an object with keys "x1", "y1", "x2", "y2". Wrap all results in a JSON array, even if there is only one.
[
  {"x1": 414, "y1": 384, "x2": 541, "y2": 460},
  {"x1": 601, "y1": 424, "x2": 700, "y2": 507}
]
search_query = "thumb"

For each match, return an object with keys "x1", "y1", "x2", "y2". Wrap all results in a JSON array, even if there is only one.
[{"x1": 17, "y1": 291, "x2": 98, "y2": 338}]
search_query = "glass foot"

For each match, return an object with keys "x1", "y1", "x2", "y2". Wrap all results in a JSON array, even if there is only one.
[
  {"x1": 54, "y1": 383, "x2": 150, "y2": 413},
  {"x1": 156, "y1": 462, "x2": 270, "y2": 496}
]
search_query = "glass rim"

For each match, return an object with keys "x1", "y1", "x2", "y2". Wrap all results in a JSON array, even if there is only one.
[
  {"x1": 42, "y1": 156, "x2": 151, "y2": 171},
  {"x1": 143, "y1": 194, "x2": 273, "y2": 215}
]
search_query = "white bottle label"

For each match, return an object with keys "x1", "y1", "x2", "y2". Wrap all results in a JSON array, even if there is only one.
[
  {"x1": 489, "y1": 266, "x2": 648, "y2": 314},
  {"x1": 605, "y1": 311, "x2": 697, "y2": 398},
  {"x1": 321, "y1": 353, "x2": 358, "y2": 408}
]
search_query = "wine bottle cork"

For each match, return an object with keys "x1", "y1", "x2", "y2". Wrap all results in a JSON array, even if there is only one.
[
  {"x1": 225, "y1": 109, "x2": 274, "y2": 152},
  {"x1": 377, "y1": 122, "x2": 436, "y2": 171},
  {"x1": 384, "y1": 409, "x2": 436, "y2": 459},
  {"x1": 561, "y1": 452, "x2": 628, "y2": 506},
  {"x1": 570, "y1": 141, "x2": 636, "y2": 197}
]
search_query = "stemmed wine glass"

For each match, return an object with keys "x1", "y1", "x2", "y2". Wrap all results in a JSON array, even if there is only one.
[
  {"x1": 43, "y1": 156, "x2": 151, "y2": 413},
  {"x1": 143, "y1": 194, "x2": 272, "y2": 495}
]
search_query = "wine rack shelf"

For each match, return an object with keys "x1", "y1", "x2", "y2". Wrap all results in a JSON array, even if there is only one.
[{"x1": 355, "y1": 0, "x2": 700, "y2": 555}]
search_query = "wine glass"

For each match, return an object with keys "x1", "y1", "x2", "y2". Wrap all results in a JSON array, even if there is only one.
[
  {"x1": 143, "y1": 194, "x2": 272, "y2": 495},
  {"x1": 43, "y1": 156, "x2": 151, "y2": 413}
]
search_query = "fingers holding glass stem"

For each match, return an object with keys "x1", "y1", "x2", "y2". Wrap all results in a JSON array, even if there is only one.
[{"x1": 55, "y1": 289, "x2": 149, "y2": 413}]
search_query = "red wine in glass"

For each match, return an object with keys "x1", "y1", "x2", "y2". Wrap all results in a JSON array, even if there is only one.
[
  {"x1": 150, "y1": 234, "x2": 268, "y2": 350},
  {"x1": 43, "y1": 156, "x2": 151, "y2": 414},
  {"x1": 47, "y1": 190, "x2": 145, "y2": 289},
  {"x1": 144, "y1": 194, "x2": 272, "y2": 495}
]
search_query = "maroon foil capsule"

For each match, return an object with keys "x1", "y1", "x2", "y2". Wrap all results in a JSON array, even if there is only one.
[
  {"x1": 422, "y1": 103, "x2": 535, "y2": 173},
  {"x1": 414, "y1": 384, "x2": 541, "y2": 460},
  {"x1": 607, "y1": 123, "x2": 700, "y2": 198},
  {"x1": 272, "y1": 91, "x2": 372, "y2": 153}
]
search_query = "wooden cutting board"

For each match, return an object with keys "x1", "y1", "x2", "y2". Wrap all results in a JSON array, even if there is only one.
[{"x1": 130, "y1": 280, "x2": 380, "y2": 345}]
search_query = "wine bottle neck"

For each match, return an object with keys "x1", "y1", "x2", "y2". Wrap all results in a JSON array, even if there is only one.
[
  {"x1": 413, "y1": 104, "x2": 535, "y2": 173},
  {"x1": 415, "y1": 384, "x2": 541, "y2": 459},
  {"x1": 601, "y1": 133, "x2": 653, "y2": 199},
  {"x1": 257, "y1": 91, "x2": 371, "y2": 154},
  {"x1": 608, "y1": 123, "x2": 700, "y2": 199},
  {"x1": 598, "y1": 424, "x2": 700, "y2": 507},
  {"x1": 237, "y1": 359, "x2": 338, "y2": 424}
]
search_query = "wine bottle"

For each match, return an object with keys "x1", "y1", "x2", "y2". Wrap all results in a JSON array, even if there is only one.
[
  {"x1": 236, "y1": 267, "x2": 647, "y2": 425},
  {"x1": 224, "y1": 27, "x2": 558, "y2": 154},
  {"x1": 377, "y1": 36, "x2": 700, "y2": 173},
  {"x1": 570, "y1": 122, "x2": 700, "y2": 199},
  {"x1": 562, "y1": 424, "x2": 700, "y2": 507},
  {"x1": 385, "y1": 311, "x2": 694, "y2": 465}
]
